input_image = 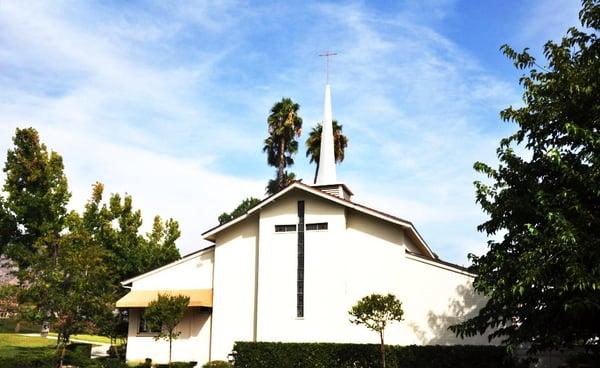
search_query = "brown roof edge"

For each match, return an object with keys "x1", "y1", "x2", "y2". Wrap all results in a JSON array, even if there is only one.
[
  {"x1": 295, "y1": 181, "x2": 412, "y2": 224},
  {"x1": 405, "y1": 250, "x2": 474, "y2": 273},
  {"x1": 202, "y1": 181, "x2": 435, "y2": 258},
  {"x1": 181, "y1": 244, "x2": 215, "y2": 258}
]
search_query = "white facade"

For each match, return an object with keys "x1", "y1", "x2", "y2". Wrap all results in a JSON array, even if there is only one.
[
  {"x1": 120, "y1": 182, "x2": 490, "y2": 365},
  {"x1": 123, "y1": 249, "x2": 214, "y2": 364}
]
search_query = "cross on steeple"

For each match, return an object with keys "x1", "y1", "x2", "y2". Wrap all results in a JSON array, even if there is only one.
[{"x1": 319, "y1": 50, "x2": 337, "y2": 83}]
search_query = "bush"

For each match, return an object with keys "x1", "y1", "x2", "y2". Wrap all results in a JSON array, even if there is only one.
[
  {"x1": 134, "y1": 358, "x2": 153, "y2": 367},
  {"x1": 203, "y1": 361, "x2": 233, "y2": 368},
  {"x1": 156, "y1": 362, "x2": 197, "y2": 368},
  {"x1": 566, "y1": 352, "x2": 600, "y2": 368},
  {"x1": 232, "y1": 342, "x2": 519, "y2": 368},
  {"x1": 0, "y1": 318, "x2": 41, "y2": 333},
  {"x1": 94, "y1": 357, "x2": 130, "y2": 368},
  {"x1": 0, "y1": 353, "x2": 55, "y2": 368},
  {"x1": 63, "y1": 342, "x2": 93, "y2": 366}
]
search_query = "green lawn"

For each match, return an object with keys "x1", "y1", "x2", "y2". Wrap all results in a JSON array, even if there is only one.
[
  {"x1": 0, "y1": 333, "x2": 55, "y2": 358},
  {"x1": 47, "y1": 332, "x2": 113, "y2": 344}
]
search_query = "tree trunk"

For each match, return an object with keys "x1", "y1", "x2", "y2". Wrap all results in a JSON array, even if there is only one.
[
  {"x1": 278, "y1": 138, "x2": 285, "y2": 189},
  {"x1": 57, "y1": 341, "x2": 67, "y2": 368},
  {"x1": 169, "y1": 336, "x2": 172, "y2": 366},
  {"x1": 111, "y1": 337, "x2": 120, "y2": 359},
  {"x1": 380, "y1": 331, "x2": 386, "y2": 368},
  {"x1": 56, "y1": 332, "x2": 62, "y2": 348},
  {"x1": 313, "y1": 161, "x2": 319, "y2": 184}
]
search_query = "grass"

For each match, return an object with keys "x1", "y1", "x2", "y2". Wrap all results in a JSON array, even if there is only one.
[
  {"x1": 47, "y1": 332, "x2": 113, "y2": 344},
  {"x1": 0, "y1": 333, "x2": 55, "y2": 358},
  {"x1": 1, "y1": 319, "x2": 116, "y2": 344}
]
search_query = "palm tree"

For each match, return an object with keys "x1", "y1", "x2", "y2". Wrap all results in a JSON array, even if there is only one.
[
  {"x1": 263, "y1": 98, "x2": 303, "y2": 193},
  {"x1": 305, "y1": 120, "x2": 348, "y2": 183}
]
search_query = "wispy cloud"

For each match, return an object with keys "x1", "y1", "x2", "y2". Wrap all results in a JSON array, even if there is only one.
[{"x1": 0, "y1": 1, "x2": 568, "y2": 262}]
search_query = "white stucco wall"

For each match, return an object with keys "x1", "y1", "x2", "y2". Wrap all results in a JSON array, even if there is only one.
[
  {"x1": 250, "y1": 192, "x2": 491, "y2": 349},
  {"x1": 126, "y1": 308, "x2": 211, "y2": 364},
  {"x1": 400, "y1": 255, "x2": 490, "y2": 345},
  {"x1": 125, "y1": 187, "x2": 492, "y2": 364},
  {"x1": 131, "y1": 250, "x2": 214, "y2": 291},
  {"x1": 211, "y1": 216, "x2": 260, "y2": 361},
  {"x1": 125, "y1": 249, "x2": 214, "y2": 365},
  {"x1": 256, "y1": 190, "x2": 349, "y2": 343}
]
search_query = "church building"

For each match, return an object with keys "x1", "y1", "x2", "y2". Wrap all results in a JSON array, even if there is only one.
[{"x1": 116, "y1": 84, "x2": 490, "y2": 365}]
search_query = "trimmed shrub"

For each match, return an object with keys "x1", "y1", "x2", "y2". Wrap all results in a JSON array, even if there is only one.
[
  {"x1": 94, "y1": 357, "x2": 130, "y2": 368},
  {"x1": 203, "y1": 361, "x2": 233, "y2": 368},
  {"x1": 232, "y1": 342, "x2": 519, "y2": 368},
  {"x1": 63, "y1": 342, "x2": 93, "y2": 366}
]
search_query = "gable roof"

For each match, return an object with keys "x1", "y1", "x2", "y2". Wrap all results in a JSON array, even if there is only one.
[{"x1": 202, "y1": 181, "x2": 436, "y2": 259}]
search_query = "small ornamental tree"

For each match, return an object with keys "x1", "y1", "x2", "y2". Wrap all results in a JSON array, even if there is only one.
[
  {"x1": 349, "y1": 293, "x2": 404, "y2": 368},
  {"x1": 145, "y1": 293, "x2": 190, "y2": 366}
]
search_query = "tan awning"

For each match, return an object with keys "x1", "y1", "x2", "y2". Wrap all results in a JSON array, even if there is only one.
[{"x1": 116, "y1": 289, "x2": 213, "y2": 308}]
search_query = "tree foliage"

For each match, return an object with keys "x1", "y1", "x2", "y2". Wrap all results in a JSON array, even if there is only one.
[
  {"x1": 0, "y1": 128, "x2": 70, "y2": 269},
  {"x1": 145, "y1": 293, "x2": 190, "y2": 365},
  {"x1": 81, "y1": 182, "x2": 181, "y2": 282},
  {"x1": 263, "y1": 97, "x2": 303, "y2": 194},
  {"x1": 266, "y1": 171, "x2": 296, "y2": 196},
  {"x1": 349, "y1": 293, "x2": 404, "y2": 368},
  {"x1": 19, "y1": 215, "x2": 114, "y2": 367},
  {"x1": 305, "y1": 120, "x2": 348, "y2": 183},
  {"x1": 450, "y1": 0, "x2": 600, "y2": 354},
  {"x1": 0, "y1": 128, "x2": 182, "y2": 349},
  {"x1": 218, "y1": 197, "x2": 261, "y2": 224},
  {"x1": 0, "y1": 284, "x2": 19, "y2": 319}
]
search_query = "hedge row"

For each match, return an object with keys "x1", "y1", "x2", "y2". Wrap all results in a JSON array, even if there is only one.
[{"x1": 232, "y1": 342, "x2": 521, "y2": 368}]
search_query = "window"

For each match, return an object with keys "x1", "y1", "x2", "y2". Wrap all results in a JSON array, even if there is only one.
[
  {"x1": 138, "y1": 310, "x2": 155, "y2": 333},
  {"x1": 306, "y1": 222, "x2": 328, "y2": 231},
  {"x1": 275, "y1": 224, "x2": 297, "y2": 232}
]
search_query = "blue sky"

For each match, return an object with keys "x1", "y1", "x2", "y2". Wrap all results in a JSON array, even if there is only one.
[{"x1": 0, "y1": 0, "x2": 582, "y2": 264}]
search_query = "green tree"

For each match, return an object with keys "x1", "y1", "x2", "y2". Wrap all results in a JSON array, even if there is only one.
[
  {"x1": 81, "y1": 182, "x2": 181, "y2": 282},
  {"x1": 144, "y1": 215, "x2": 181, "y2": 272},
  {"x1": 218, "y1": 197, "x2": 261, "y2": 224},
  {"x1": 266, "y1": 171, "x2": 296, "y2": 196},
  {"x1": 0, "y1": 284, "x2": 18, "y2": 319},
  {"x1": 450, "y1": 0, "x2": 600, "y2": 354},
  {"x1": 19, "y1": 216, "x2": 113, "y2": 368},
  {"x1": 145, "y1": 293, "x2": 190, "y2": 366},
  {"x1": 305, "y1": 120, "x2": 348, "y2": 183},
  {"x1": 0, "y1": 128, "x2": 70, "y2": 269},
  {"x1": 263, "y1": 97, "x2": 303, "y2": 194},
  {"x1": 349, "y1": 293, "x2": 404, "y2": 368},
  {"x1": 0, "y1": 200, "x2": 17, "y2": 257},
  {"x1": 79, "y1": 182, "x2": 182, "y2": 345}
]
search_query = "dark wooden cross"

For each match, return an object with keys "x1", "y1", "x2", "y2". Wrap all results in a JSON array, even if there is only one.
[{"x1": 319, "y1": 50, "x2": 337, "y2": 83}]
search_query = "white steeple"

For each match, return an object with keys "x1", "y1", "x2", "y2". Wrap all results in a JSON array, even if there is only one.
[{"x1": 315, "y1": 84, "x2": 337, "y2": 185}]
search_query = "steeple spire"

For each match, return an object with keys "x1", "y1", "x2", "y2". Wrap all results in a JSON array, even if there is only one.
[{"x1": 315, "y1": 83, "x2": 337, "y2": 185}]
